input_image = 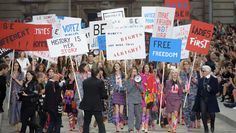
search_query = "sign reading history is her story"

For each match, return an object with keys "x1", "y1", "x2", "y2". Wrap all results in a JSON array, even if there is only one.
[
  {"x1": 149, "y1": 38, "x2": 181, "y2": 63},
  {"x1": 47, "y1": 35, "x2": 88, "y2": 57},
  {"x1": 172, "y1": 24, "x2": 191, "y2": 59},
  {"x1": 185, "y1": 20, "x2": 214, "y2": 55},
  {"x1": 165, "y1": 0, "x2": 190, "y2": 20},
  {"x1": 153, "y1": 6, "x2": 176, "y2": 38}
]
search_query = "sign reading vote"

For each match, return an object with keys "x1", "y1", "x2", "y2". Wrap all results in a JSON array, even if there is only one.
[
  {"x1": 186, "y1": 20, "x2": 214, "y2": 55},
  {"x1": 58, "y1": 16, "x2": 82, "y2": 37},
  {"x1": 0, "y1": 21, "x2": 34, "y2": 50},
  {"x1": 165, "y1": 0, "x2": 190, "y2": 20},
  {"x1": 142, "y1": 6, "x2": 157, "y2": 33},
  {"x1": 97, "y1": 35, "x2": 106, "y2": 50},
  {"x1": 47, "y1": 35, "x2": 88, "y2": 57},
  {"x1": 149, "y1": 38, "x2": 181, "y2": 63}
]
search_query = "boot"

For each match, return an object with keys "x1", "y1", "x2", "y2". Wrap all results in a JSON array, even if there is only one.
[{"x1": 221, "y1": 95, "x2": 225, "y2": 102}]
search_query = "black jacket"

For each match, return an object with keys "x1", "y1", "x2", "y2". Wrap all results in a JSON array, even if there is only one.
[
  {"x1": 79, "y1": 77, "x2": 108, "y2": 111},
  {"x1": 44, "y1": 80, "x2": 62, "y2": 113},
  {"x1": 193, "y1": 75, "x2": 220, "y2": 113}
]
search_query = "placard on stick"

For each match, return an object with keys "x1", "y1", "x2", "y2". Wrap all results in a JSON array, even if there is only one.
[
  {"x1": 165, "y1": 0, "x2": 190, "y2": 20},
  {"x1": 185, "y1": 20, "x2": 214, "y2": 55}
]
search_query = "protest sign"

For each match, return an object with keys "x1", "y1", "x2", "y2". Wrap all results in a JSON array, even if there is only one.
[
  {"x1": 32, "y1": 14, "x2": 60, "y2": 37},
  {"x1": 153, "y1": 7, "x2": 175, "y2": 38},
  {"x1": 81, "y1": 28, "x2": 90, "y2": 51},
  {"x1": 172, "y1": 24, "x2": 190, "y2": 59},
  {"x1": 29, "y1": 23, "x2": 52, "y2": 51},
  {"x1": 58, "y1": 16, "x2": 82, "y2": 37},
  {"x1": 142, "y1": 6, "x2": 157, "y2": 33},
  {"x1": 0, "y1": 21, "x2": 34, "y2": 50},
  {"x1": 0, "y1": 48, "x2": 12, "y2": 58},
  {"x1": 186, "y1": 20, "x2": 214, "y2": 55},
  {"x1": 165, "y1": 0, "x2": 190, "y2": 20},
  {"x1": 101, "y1": 8, "x2": 125, "y2": 20},
  {"x1": 106, "y1": 17, "x2": 146, "y2": 60},
  {"x1": 149, "y1": 38, "x2": 181, "y2": 63},
  {"x1": 27, "y1": 51, "x2": 57, "y2": 63},
  {"x1": 89, "y1": 21, "x2": 108, "y2": 49},
  {"x1": 145, "y1": 32, "x2": 152, "y2": 53},
  {"x1": 47, "y1": 35, "x2": 88, "y2": 57},
  {"x1": 97, "y1": 35, "x2": 106, "y2": 50}
]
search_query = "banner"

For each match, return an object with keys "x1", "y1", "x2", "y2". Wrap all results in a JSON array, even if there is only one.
[
  {"x1": 47, "y1": 35, "x2": 88, "y2": 57},
  {"x1": 165, "y1": 0, "x2": 190, "y2": 20},
  {"x1": 149, "y1": 38, "x2": 181, "y2": 63},
  {"x1": 27, "y1": 51, "x2": 57, "y2": 63},
  {"x1": 30, "y1": 24, "x2": 52, "y2": 51},
  {"x1": 32, "y1": 14, "x2": 60, "y2": 37},
  {"x1": 186, "y1": 20, "x2": 214, "y2": 55},
  {"x1": 0, "y1": 48, "x2": 12, "y2": 58},
  {"x1": 101, "y1": 8, "x2": 125, "y2": 20},
  {"x1": 172, "y1": 24, "x2": 191, "y2": 59},
  {"x1": 142, "y1": 6, "x2": 157, "y2": 33},
  {"x1": 97, "y1": 35, "x2": 106, "y2": 50},
  {"x1": 89, "y1": 21, "x2": 108, "y2": 49},
  {"x1": 58, "y1": 16, "x2": 82, "y2": 37},
  {"x1": 153, "y1": 7, "x2": 175, "y2": 38},
  {"x1": 0, "y1": 21, "x2": 34, "y2": 50},
  {"x1": 106, "y1": 17, "x2": 146, "y2": 60}
]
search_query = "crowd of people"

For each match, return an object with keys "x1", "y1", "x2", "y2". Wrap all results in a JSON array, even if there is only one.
[{"x1": 0, "y1": 21, "x2": 235, "y2": 133}]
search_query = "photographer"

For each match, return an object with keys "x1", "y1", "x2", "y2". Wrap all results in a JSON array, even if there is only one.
[{"x1": 193, "y1": 65, "x2": 220, "y2": 133}]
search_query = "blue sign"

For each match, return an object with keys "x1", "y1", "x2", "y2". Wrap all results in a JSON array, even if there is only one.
[
  {"x1": 149, "y1": 38, "x2": 181, "y2": 63},
  {"x1": 97, "y1": 35, "x2": 106, "y2": 50}
]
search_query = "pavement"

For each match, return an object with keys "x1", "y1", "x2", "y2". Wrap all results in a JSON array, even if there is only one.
[{"x1": 1, "y1": 94, "x2": 236, "y2": 133}]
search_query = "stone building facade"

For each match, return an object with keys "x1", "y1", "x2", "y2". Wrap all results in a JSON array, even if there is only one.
[{"x1": 0, "y1": 0, "x2": 235, "y2": 24}]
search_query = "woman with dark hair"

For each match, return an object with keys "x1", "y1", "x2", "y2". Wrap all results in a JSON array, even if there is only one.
[
  {"x1": 109, "y1": 62, "x2": 126, "y2": 132},
  {"x1": 9, "y1": 61, "x2": 24, "y2": 132},
  {"x1": 126, "y1": 67, "x2": 143, "y2": 133},
  {"x1": 35, "y1": 63, "x2": 46, "y2": 74},
  {"x1": 19, "y1": 70, "x2": 39, "y2": 133},
  {"x1": 57, "y1": 56, "x2": 66, "y2": 74},
  {"x1": 75, "y1": 63, "x2": 91, "y2": 133},
  {"x1": 140, "y1": 63, "x2": 157, "y2": 133}
]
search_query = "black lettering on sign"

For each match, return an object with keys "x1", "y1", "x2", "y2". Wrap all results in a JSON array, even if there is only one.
[
  {"x1": 191, "y1": 26, "x2": 211, "y2": 38},
  {"x1": 94, "y1": 23, "x2": 107, "y2": 35},
  {"x1": 1, "y1": 23, "x2": 14, "y2": 30}
]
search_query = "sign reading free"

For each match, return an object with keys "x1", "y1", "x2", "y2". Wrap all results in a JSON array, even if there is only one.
[{"x1": 149, "y1": 38, "x2": 181, "y2": 63}]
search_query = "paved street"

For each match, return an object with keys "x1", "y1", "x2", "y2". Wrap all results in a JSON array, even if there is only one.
[{"x1": 1, "y1": 113, "x2": 236, "y2": 133}]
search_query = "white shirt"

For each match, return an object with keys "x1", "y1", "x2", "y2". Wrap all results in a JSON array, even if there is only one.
[{"x1": 17, "y1": 58, "x2": 30, "y2": 75}]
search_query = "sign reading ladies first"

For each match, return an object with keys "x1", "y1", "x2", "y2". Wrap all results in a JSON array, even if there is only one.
[
  {"x1": 186, "y1": 20, "x2": 214, "y2": 55},
  {"x1": 149, "y1": 38, "x2": 181, "y2": 63}
]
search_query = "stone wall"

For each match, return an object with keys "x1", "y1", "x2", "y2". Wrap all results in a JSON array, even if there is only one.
[{"x1": 0, "y1": 0, "x2": 235, "y2": 24}]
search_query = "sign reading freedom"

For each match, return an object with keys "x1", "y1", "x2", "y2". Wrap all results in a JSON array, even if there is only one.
[
  {"x1": 0, "y1": 22, "x2": 34, "y2": 50},
  {"x1": 149, "y1": 37, "x2": 181, "y2": 63}
]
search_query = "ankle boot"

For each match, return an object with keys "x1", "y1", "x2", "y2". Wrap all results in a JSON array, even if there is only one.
[{"x1": 221, "y1": 95, "x2": 225, "y2": 102}]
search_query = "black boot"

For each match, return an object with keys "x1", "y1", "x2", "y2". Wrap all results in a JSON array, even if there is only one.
[
  {"x1": 211, "y1": 127, "x2": 214, "y2": 133},
  {"x1": 220, "y1": 95, "x2": 225, "y2": 102}
]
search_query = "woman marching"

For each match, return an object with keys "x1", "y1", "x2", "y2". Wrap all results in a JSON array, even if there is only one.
[
  {"x1": 9, "y1": 61, "x2": 24, "y2": 132},
  {"x1": 179, "y1": 60, "x2": 198, "y2": 131},
  {"x1": 109, "y1": 62, "x2": 126, "y2": 132},
  {"x1": 19, "y1": 70, "x2": 39, "y2": 133},
  {"x1": 126, "y1": 67, "x2": 143, "y2": 133},
  {"x1": 164, "y1": 68, "x2": 183, "y2": 133},
  {"x1": 64, "y1": 72, "x2": 77, "y2": 131},
  {"x1": 140, "y1": 63, "x2": 158, "y2": 133}
]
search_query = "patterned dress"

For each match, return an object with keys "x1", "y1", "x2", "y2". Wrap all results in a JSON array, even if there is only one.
[{"x1": 9, "y1": 72, "x2": 24, "y2": 125}]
